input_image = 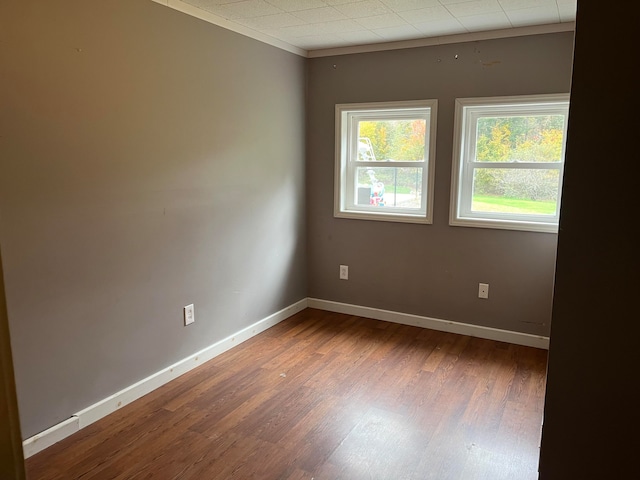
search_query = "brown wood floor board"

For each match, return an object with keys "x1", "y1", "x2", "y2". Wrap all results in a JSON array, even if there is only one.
[
  {"x1": 275, "y1": 394, "x2": 351, "y2": 472},
  {"x1": 234, "y1": 385, "x2": 325, "y2": 444},
  {"x1": 26, "y1": 308, "x2": 547, "y2": 480},
  {"x1": 261, "y1": 338, "x2": 321, "y2": 373},
  {"x1": 211, "y1": 336, "x2": 290, "y2": 374},
  {"x1": 421, "y1": 332, "x2": 464, "y2": 373},
  {"x1": 295, "y1": 397, "x2": 368, "y2": 473},
  {"x1": 322, "y1": 406, "x2": 432, "y2": 480},
  {"x1": 280, "y1": 467, "x2": 313, "y2": 480},
  {"x1": 173, "y1": 432, "x2": 245, "y2": 480},
  {"x1": 185, "y1": 369, "x2": 279, "y2": 437}
]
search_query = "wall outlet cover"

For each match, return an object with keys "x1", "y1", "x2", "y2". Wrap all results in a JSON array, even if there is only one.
[
  {"x1": 184, "y1": 304, "x2": 195, "y2": 325},
  {"x1": 340, "y1": 265, "x2": 349, "y2": 280}
]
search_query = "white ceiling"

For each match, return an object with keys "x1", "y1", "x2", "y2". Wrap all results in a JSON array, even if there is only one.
[{"x1": 153, "y1": 0, "x2": 576, "y2": 56}]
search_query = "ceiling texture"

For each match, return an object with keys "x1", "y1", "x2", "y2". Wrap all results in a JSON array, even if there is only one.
[{"x1": 152, "y1": 0, "x2": 577, "y2": 56}]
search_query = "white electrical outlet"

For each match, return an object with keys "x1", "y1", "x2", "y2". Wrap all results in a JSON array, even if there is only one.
[
  {"x1": 184, "y1": 304, "x2": 195, "y2": 325},
  {"x1": 339, "y1": 265, "x2": 349, "y2": 280},
  {"x1": 478, "y1": 283, "x2": 489, "y2": 299}
]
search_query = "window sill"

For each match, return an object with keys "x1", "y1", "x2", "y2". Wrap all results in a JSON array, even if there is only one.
[
  {"x1": 335, "y1": 209, "x2": 432, "y2": 224},
  {"x1": 449, "y1": 216, "x2": 559, "y2": 233}
]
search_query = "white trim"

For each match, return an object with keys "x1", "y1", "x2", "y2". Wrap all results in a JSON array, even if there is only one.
[
  {"x1": 151, "y1": 0, "x2": 308, "y2": 57},
  {"x1": 334, "y1": 99, "x2": 438, "y2": 224},
  {"x1": 308, "y1": 23, "x2": 575, "y2": 58},
  {"x1": 22, "y1": 416, "x2": 80, "y2": 458},
  {"x1": 150, "y1": 0, "x2": 574, "y2": 59},
  {"x1": 308, "y1": 298, "x2": 549, "y2": 350},
  {"x1": 22, "y1": 296, "x2": 549, "y2": 457},
  {"x1": 333, "y1": 210, "x2": 432, "y2": 224},
  {"x1": 449, "y1": 93, "x2": 570, "y2": 234},
  {"x1": 449, "y1": 216, "x2": 559, "y2": 233},
  {"x1": 22, "y1": 298, "x2": 308, "y2": 458}
]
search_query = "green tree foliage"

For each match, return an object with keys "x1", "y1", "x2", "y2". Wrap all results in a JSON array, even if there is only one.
[
  {"x1": 473, "y1": 115, "x2": 565, "y2": 201},
  {"x1": 358, "y1": 119, "x2": 426, "y2": 161},
  {"x1": 476, "y1": 115, "x2": 564, "y2": 162},
  {"x1": 477, "y1": 122, "x2": 512, "y2": 162}
]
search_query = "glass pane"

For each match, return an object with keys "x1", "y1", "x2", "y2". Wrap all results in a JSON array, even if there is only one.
[
  {"x1": 472, "y1": 168, "x2": 560, "y2": 215},
  {"x1": 357, "y1": 119, "x2": 426, "y2": 162},
  {"x1": 475, "y1": 115, "x2": 565, "y2": 163},
  {"x1": 355, "y1": 167, "x2": 422, "y2": 209}
]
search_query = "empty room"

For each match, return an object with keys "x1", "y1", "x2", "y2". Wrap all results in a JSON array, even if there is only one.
[{"x1": 1, "y1": 1, "x2": 636, "y2": 479}]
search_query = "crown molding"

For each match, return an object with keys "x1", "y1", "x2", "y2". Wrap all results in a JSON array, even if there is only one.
[
  {"x1": 152, "y1": 1, "x2": 574, "y2": 60},
  {"x1": 151, "y1": 0, "x2": 309, "y2": 57},
  {"x1": 308, "y1": 22, "x2": 575, "y2": 58}
]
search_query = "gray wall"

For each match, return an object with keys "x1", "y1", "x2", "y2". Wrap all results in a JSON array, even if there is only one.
[
  {"x1": 539, "y1": 2, "x2": 637, "y2": 477},
  {"x1": 0, "y1": 0, "x2": 307, "y2": 438},
  {"x1": 306, "y1": 32, "x2": 574, "y2": 336}
]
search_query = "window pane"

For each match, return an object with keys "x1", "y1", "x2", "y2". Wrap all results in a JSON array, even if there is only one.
[
  {"x1": 355, "y1": 166, "x2": 422, "y2": 209},
  {"x1": 475, "y1": 115, "x2": 565, "y2": 163},
  {"x1": 472, "y1": 168, "x2": 560, "y2": 215},
  {"x1": 357, "y1": 119, "x2": 426, "y2": 162}
]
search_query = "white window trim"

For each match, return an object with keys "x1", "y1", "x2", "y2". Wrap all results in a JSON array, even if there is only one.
[
  {"x1": 449, "y1": 93, "x2": 570, "y2": 233},
  {"x1": 334, "y1": 99, "x2": 438, "y2": 224}
]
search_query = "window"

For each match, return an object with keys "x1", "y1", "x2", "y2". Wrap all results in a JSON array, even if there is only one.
[
  {"x1": 334, "y1": 100, "x2": 438, "y2": 223},
  {"x1": 450, "y1": 94, "x2": 570, "y2": 233}
]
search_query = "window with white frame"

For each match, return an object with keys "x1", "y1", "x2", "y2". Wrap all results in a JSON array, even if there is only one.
[
  {"x1": 334, "y1": 100, "x2": 438, "y2": 223},
  {"x1": 450, "y1": 94, "x2": 570, "y2": 233}
]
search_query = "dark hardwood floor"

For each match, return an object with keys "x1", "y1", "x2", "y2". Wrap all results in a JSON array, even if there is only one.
[{"x1": 25, "y1": 308, "x2": 548, "y2": 479}]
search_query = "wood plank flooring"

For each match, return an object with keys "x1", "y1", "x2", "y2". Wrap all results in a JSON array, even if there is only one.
[{"x1": 25, "y1": 308, "x2": 548, "y2": 480}]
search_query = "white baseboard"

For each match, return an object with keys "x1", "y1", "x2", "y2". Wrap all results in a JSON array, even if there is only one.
[
  {"x1": 22, "y1": 298, "x2": 308, "y2": 458},
  {"x1": 22, "y1": 416, "x2": 80, "y2": 459},
  {"x1": 23, "y1": 296, "x2": 548, "y2": 458},
  {"x1": 307, "y1": 298, "x2": 550, "y2": 350}
]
